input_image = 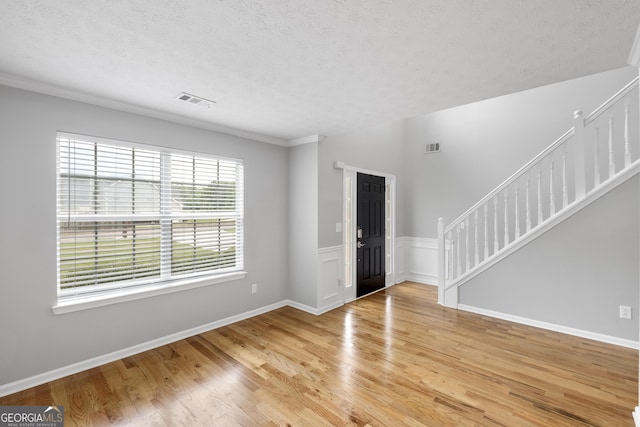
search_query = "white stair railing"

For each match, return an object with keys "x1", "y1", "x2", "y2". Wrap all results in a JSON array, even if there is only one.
[{"x1": 438, "y1": 77, "x2": 640, "y2": 307}]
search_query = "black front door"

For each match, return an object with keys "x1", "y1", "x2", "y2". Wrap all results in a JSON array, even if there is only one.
[{"x1": 356, "y1": 173, "x2": 385, "y2": 297}]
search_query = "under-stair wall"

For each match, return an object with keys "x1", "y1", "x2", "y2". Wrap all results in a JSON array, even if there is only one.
[{"x1": 459, "y1": 176, "x2": 638, "y2": 345}]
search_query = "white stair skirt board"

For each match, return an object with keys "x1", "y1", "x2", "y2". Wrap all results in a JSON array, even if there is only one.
[{"x1": 458, "y1": 304, "x2": 639, "y2": 349}]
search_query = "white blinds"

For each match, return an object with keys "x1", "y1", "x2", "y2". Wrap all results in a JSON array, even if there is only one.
[{"x1": 56, "y1": 132, "x2": 244, "y2": 297}]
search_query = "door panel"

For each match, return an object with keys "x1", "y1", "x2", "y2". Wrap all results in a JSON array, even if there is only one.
[{"x1": 357, "y1": 173, "x2": 385, "y2": 297}]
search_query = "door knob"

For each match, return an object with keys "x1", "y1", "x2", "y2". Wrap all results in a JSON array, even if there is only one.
[{"x1": 357, "y1": 241, "x2": 365, "y2": 248}]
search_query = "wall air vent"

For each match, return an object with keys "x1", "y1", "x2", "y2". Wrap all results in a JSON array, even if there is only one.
[
  {"x1": 425, "y1": 143, "x2": 440, "y2": 154},
  {"x1": 175, "y1": 92, "x2": 216, "y2": 108}
]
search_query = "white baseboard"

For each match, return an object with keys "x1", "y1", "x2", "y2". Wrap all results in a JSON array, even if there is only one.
[
  {"x1": 285, "y1": 299, "x2": 343, "y2": 316},
  {"x1": 285, "y1": 299, "x2": 321, "y2": 315},
  {"x1": 394, "y1": 274, "x2": 408, "y2": 284},
  {"x1": 406, "y1": 272, "x2": 437, "y2": 285},
  {"x1": 0, "y1": 300, "x2": 288, "y2": 398},
  {"x1": 458, "y1": 304, "x2": 639, "y2": 349},
  {"x1": 0, "y1": 294, "x2": 357, "y2": 398},
  {"x1": 414, "y1": 281, "x2": 437, "y2": 287}
]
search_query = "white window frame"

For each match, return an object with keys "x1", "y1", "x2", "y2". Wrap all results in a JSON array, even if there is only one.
[{"x1": 53, "y1": 132, "x2": 246, "y2": 314}]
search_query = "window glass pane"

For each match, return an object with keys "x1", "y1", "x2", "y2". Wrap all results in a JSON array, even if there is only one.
[
  {"x1": 171, "y1": 156, "x2": 237, "y2": 212},
  {"x1": 59, "y1": 221, "x2": 161, "y2": 289},
  {"x1": 58, "y1": 177, "x2": 94, "y2": 215},
  {"x1": 171, "y1": 219, "x2": 237, "y2": 274},
  {"x1": 57, "y1": 132, "x2": 243, "y2": 298}
]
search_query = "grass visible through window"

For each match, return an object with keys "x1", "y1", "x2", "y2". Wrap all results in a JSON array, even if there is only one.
[{"x1": 60, "y1": 234, "x2": 235, "y2": 289}]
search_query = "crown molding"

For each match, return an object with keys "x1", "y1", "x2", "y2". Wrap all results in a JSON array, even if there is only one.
[
  {"x1": 0, "y1": 72, "x2": 287, "y2": 146},
  {"x1": 287, "y1": 134, "x2": 326, "y2": 147},
  {"x1": 628, "y1": 24, "x2": 640, "y2": 68}
]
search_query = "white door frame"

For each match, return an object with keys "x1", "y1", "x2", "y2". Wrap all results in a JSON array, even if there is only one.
[{"x1": 335, "y1": 161, "x2": 396, "y2": 303}]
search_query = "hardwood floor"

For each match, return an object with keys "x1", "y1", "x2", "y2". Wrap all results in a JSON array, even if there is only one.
[{"x1": 1, "y1": 282, "x2": 637, "y2": 426}]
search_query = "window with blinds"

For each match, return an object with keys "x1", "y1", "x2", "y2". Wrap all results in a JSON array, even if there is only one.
[{"x1": 56, "y1": 132, "x2": 244, "y2": 300}]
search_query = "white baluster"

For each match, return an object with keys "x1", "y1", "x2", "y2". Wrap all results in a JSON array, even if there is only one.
[
  {"x1": 594, "y1": 125, "x2": 600, "y2": 187},
  {"x1": 549, "y1": 158, "x2": 555, "y2": 216},
  {"x1": 474, "y1": 211, "x2": 479, "y2": 266},
  {"x1": 503, "y1": 191, "x2": 509, "y2": 247},
  {"x1": 625, "y1": 104, "x2": 631, "y2": 168},
  {"x1": 493, "y1": 196, "x2": 499, "y2": 252},
  {"x1": 573, "y1": 110, "x2": 586, "y2": 200},
  {"x1": 525, "y1": 176, "x2": 531, "y2": 232},
  {"x1": 608, "y1": 116, "x2": 615, "y2": 178},
  {"x1": 465, "y1": 218, "x2": 470, "y2": 272},
  {"x1": 446, "y1": 229, "x2": 453, "y2": 281},
  {"x1": 514, "y1": 183, "x2": 520, "y2": 239},
  {"x1": 537, "y1": 170, "x2": 543, "y2": 225},
  {"x1": 456, "y1": 224, "x2": 461, "y2": 278},
  {"x1": 437, "y1": 218, "x2": 445, "y2": 303},
  {"x1": 562, "y1": 149, "x2": 568, "y2": 209},
  {"x1": 483, "y1": 204, "x2": 489, "y2": 260}
]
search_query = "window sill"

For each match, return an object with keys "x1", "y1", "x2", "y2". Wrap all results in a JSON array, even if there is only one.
[{"x1": 52, "y1": 271, "x2": 247, "y2": 315}]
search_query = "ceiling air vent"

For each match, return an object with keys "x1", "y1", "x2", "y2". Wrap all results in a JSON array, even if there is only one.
[
  {"x1": 425, "y1": 143, "x2": 440, "y2": 154},
  {"x1": 175, "y1": 92, "x2": 216, "y2": 108}
]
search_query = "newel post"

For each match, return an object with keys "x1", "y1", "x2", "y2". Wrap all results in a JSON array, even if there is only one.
[
  {"x1": 437, "y1": 217, "x2": 445, "y2": 305},
  {"x1": 573, "y1": 110, "x2": 586, "y2": 201}
]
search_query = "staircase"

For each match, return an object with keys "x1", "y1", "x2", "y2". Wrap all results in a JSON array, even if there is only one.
[{"x1": 437, "y1": 77, "x2": 640, "y2": 307}]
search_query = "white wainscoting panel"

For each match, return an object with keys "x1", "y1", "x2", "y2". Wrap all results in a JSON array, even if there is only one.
[
  {"x1": 394, "y1": 238, "x2": 407, "y2": 283},
  {"x1": 317, "y1": 246, "x2": 344, "y2": 313},
  {"x1": 317, "y1": 239, "x2": 437, "y2": 312},
  {"x1": 397, "y1": 237, "x2": 438, "y2": 285}
]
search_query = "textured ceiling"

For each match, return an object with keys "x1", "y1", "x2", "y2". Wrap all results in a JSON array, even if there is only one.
[{"x1": 0, "y1": 0, "x2": 639, "y2": 145}]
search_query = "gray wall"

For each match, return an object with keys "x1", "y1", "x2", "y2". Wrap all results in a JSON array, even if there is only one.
[
  {"x1": 288, "y1": 142, "x2": 318, "y2": 307},
  {"x1": 318, "y1": 119, "x2": 406, "y2": 248},
  {"x1": 459, "y1": 177, "x2": 639, "y2": 341},
  {"x1": 0, "y1": 85, "x2": 289, "y2": 385},
  {"x1": 404, "y1": 66, "x2": 639, "y2": 238}
]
